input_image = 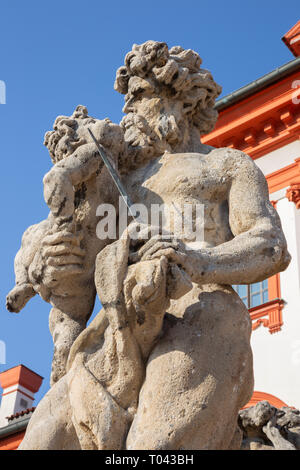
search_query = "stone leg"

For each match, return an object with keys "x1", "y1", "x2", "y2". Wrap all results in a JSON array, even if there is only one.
[
  {"x1": 49, "y1": 290, "x2": 95, "y2": 385},
  {"x1": 67, "y1": 354, "x2": 131, "y2": 450},
  {"x1": 126, "y1": 285, "x2": 254, "y2": 450},
  {"x1": 19, "y1": 375, "x2": 79, "y2": 450}
]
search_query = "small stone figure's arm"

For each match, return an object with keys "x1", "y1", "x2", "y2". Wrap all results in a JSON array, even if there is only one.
[
  {"x1": 188, "y1": 153, "x2": 291, "y2": 285},
  {"x1": 43, "y1": 142, "x2": 103, "y2": 221},
  {"x1": 6, "y1": 140, "x2": 101, "y2": 312}
]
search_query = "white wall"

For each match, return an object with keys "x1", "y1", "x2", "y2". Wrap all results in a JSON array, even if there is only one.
[
  {"x1": 254, "y1": 140, "x2": 300, "y2": 175},
  {"x1": 0, "y1": 384, "x2": 34, "y2": 427},
  {"x1": 251, "y1": 194, "x2": 300, "y2": 408}
]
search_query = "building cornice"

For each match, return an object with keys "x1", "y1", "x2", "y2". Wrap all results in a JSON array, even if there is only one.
[
  {"x1": 250, "y1": 298, "x2": 285, "y2": 334},
  {"x1": 215, "y1": 57, "x2": 300, "y2": 111},
  {"x1": 202, "y1": 70, "x2": 300, "y2": 160},
  {"x1": 0, "y1": 416, "x2": 30, "y2": 438},
  {"x1": 286, "y1": 181, "x2": 300, "y2": 209},
  {"x1": 282, "y1": 21, "x2": 300, "y2": 58},
  {"x1": 266, "y1": 157, "x2": 300, "y2": 193}
]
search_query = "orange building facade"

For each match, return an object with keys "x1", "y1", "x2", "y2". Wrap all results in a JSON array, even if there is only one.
[
  {"x1": 203, "y1": 20, "x2": 300, "y2": 410},
  {"x1": 0, "y1": 365, "x2": 43, "y2": 450}
]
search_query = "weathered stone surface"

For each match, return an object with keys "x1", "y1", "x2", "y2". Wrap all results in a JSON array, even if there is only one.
[
  {"x1": 239, "y1": 401, "x2": 300, "y2": 450},
  {"x1": 19, "y1": 376, "x2": 80, "y2": 450},
  {"x1": 126, "y1": 284, "x2": 253, "y2": 450},
  {"x1": 13, "y1": 41, "x2": 290, "y2": 450}
]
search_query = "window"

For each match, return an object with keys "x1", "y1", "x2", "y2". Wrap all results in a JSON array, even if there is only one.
[
  {"x1": 233, "y1": 275, "x2": 284, "y2": 334},
  {"x1": 233, "y1": 280, "x2": 269, "y2": 308},
  {"x1": 20, "y1": 398, "x2": 28, "y2": 409}
]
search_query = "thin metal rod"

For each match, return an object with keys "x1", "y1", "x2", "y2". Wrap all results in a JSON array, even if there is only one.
[{"x1": 88, "y1": 128, "x2": 137, "y2": 220}]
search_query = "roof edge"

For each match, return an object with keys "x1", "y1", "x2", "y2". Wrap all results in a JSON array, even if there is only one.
[
  {"x1": 215, "y1": 57, "x2": 300, "y2": 112},
  {"x1": 0, "y1": 417, "x2": 30, "y2": 439}
]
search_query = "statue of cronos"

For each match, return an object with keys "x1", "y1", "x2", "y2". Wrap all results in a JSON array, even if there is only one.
[{"x1": 7, "y1": 41, "x2": 290, "y2": 450}]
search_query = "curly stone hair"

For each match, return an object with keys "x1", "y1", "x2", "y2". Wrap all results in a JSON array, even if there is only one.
[
  {"x1": 44, "y1": 105, "x2": 94, "y2": 163},
  {"x1": 44, "y1": 105, "x2": 124, "y2": 165},
  {"x1": 114, "y1": 41, "x2": 222, "y2": 135}
]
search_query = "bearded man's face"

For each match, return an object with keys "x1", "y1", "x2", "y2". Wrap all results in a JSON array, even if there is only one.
[{"x1": 121, "y1": 91, "x2": 186, "y2": 155}]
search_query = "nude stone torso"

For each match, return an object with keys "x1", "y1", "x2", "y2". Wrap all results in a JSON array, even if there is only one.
[
  {"x1": 125, "y1": 149, "x2": 234, "y2": 248},
  {"x1": 121, "y1": 151, "x2": 255, "y2": 450}
]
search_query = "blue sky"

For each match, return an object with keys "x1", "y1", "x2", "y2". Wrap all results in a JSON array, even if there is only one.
[{"x1": 0, "y1": 0, "x2": 299, "y2": 403}]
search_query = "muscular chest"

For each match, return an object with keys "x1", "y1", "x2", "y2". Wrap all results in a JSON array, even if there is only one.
[
  {"x1": 125, "y1": 152, "x2": 228, "y2": 207},
  {"x1": 124, "y1": 153, "x2": 233, "y2": 246}
]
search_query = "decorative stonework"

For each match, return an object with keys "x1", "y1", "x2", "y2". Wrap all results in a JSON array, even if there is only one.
[
  {"x1": 267, "y1": 158, "x2": 300, "y2": 193},
  {"x1": 202, "y1": 71, "x2": 300, "y2": 160},
  {"x1": 239, "y1": 401, "x2": 300, "y2": 450},
  {"x1": 270, "y1": 200, "x2": 278, "y2": 208},
  {"x1": 250, "y1": 299, "x2": 285, "y2": 334},
  {"x1": 282, "y1": 20, "x2": 300, "y2": 57},
  {"x1": 286, "y1": 181, "x2": 300, "y2": 209}
]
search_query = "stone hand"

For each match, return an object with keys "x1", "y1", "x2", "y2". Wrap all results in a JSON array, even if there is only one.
[
  {"x1": 128, "y1": 228, "x2": 193, "y2": 300},
  {"x1": 29, "y1": 229, "x2": 85, "y2": 294},
  {"x1": 129, "y1": 233, "x2": 191, "y2": 273}
]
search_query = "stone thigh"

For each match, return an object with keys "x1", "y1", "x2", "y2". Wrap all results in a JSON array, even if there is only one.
[{"x1": 126, "y1": 286, "x2": 254, "y2": 450}]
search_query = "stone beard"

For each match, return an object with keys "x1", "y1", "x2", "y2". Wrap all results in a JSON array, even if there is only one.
[
  {"x1": 115, "y1": 41, "x2": 221, "y2": 172},
  {"x1": 7, "y1": 40, "x2": 290, "y2": 451}
]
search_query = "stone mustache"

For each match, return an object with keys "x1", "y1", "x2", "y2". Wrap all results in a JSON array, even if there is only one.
[{"x1": 6, "y1": 41, "x2": 290, "y2": 450}]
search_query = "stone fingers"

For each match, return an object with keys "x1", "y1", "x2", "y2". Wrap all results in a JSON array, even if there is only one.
[
  {"x1": 43, "y1": 244, "x2": 85, "y2": 257},
  {"x1": 42, "y1": 231, "x2": 83, "y2": 247},
  {"x1": 45, "y1": 264, "x2": 84, "y2": 277},
  {"x1": 129, "y1": 235, "x2": 175, "y2": 263},
  {"x1": 139, "y1": 241, "x2": 179, "y2": 261},
  {"x1": 143, "y1": 247, "x2": 185, "y2": 265},
  {"x1": 46, "y1": 254, "x2": 85, "y2": 267}
]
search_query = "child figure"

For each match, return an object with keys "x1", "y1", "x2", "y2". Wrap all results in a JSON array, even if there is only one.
[{"x1": 6, "y1": 105, "x2": 125, "y2": 384}]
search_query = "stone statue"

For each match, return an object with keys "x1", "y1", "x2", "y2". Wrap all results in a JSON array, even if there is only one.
[
  {"x1": 8, "y1": 41, "x2": 290, "y2": 450},
  {"x1": 239, "y1": 401, "x2": 300, "y2": 450},
  {"x1": 6, "y1": 105, "x2": 124, "y2": 384}
]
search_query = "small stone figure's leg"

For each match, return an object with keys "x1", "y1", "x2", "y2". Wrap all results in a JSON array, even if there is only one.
[
  {"x1": 49, "y1": 308, "x2": 84, "y2": 385},
  {"x1": 126, "y1": 286, "x2": 254, "y2": 450},
  {"x1": 49, "y1": 292, "x2": 95, "y2": 385}
]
